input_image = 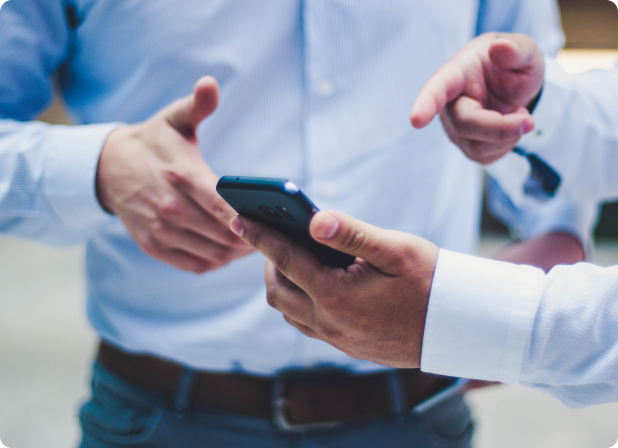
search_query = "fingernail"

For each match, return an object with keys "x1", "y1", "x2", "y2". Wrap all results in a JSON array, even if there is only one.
[
  {"x1": 520, "y1": 120, "x2": 534, "y2": 135},
  {"x1": 314, "y1": 213, "x2": 339, "y2": 240},
  {"x1": 230, "y1": 216, "x2": 244, "y2": 237}
]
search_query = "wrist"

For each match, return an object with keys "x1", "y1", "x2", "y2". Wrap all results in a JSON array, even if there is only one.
[{"x1": 96, "y1": 126, "x2": 129, "y2": 215}]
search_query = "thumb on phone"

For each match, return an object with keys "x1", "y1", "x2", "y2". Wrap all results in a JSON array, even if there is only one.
[{"x1": 310, "y1": 211, "x2": 437, "y2": 275}]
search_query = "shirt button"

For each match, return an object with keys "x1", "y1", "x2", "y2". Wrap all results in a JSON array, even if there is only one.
[
  {"x1": 316, "y1": 80, "x2": 335, "y2": 97},
  {"x1": 321, "y1": 183, "x2": 339, "y2": 199},
  {"x1": 534, "y1": 128, "x2": 544, "y2": 137}
]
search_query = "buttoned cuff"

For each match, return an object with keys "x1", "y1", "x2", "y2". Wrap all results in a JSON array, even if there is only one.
[
  {"x1": 43, "y1": 123, "x2": 121, "y2": 230},
  {"x1": 421, "y1": 249, "x2": 546, "y2": 383}
]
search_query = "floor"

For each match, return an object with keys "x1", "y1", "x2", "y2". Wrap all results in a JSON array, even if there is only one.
[{"x1": 1, "y1": 235, "x2": 618, "y2": 448}]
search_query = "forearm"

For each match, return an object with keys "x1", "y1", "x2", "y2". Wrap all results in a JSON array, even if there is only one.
[{"x1": 493, "y1": 231, "x2": 584, "y2": 273}]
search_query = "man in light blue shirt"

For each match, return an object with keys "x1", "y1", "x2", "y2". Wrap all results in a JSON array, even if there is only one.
[{"x1": 0, "y1": 1, "x2": 592, "y2": 446}]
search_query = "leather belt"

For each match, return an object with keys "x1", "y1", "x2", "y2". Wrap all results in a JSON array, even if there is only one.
[{"x1": 97, "y1": 341, "x2": 453, "y2": 431}]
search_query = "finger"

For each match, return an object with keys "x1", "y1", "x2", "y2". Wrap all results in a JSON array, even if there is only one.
[
  {"x1": 440, "y1": 111, "x2": 521, "y2": 165},
  {"x1": 309, "y1": 211, "x2": 424, "y2": 274},
  {"x1": 230, "y1": 215, "x2": 326, "y2": 292},
  {"x1": 264, "y1": 260, "x2": 316, "y2": 326},
  {"x1": 489, "y1": 35, "x2": 541, "y2": 72},
  {"x1": 283, "y1": 315, "x2": 321, "y2": 340},
  {"x1": 156, "y1": 189, "x2": 248, "y2": 249},
  {"x1": 461, "y1": 138, "x2": 522, "y2": 165},
  {"x1": 139, "y1": 237, "x2": 217, "y2": 274},
  {"x1": 487, "y1": 35, "x2": 544, "y2": 106},
  {"x1": 163, "y1": 76, "x2": 219, "y2": 140},
  {"x1": 410, "y1": 61, "x2": 466, "y2": 129},
  {"x1": 150, "y1": 221, "x2": 251, "y2": 266},
  {"x1": 165, "y1": 163, "x2": 240, "y2": 227},
  {"x1": 447, "y1": 95, "x2": 535, "y2": 143}
]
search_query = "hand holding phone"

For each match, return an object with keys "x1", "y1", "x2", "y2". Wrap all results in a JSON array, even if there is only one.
[{"x1": 216, "y1": 176, "x2": 356, "y2": 269}]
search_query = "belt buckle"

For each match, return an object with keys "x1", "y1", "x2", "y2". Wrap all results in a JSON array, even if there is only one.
[{"x1": 272, "y1": 373, "x2": 343, "y2": 433}]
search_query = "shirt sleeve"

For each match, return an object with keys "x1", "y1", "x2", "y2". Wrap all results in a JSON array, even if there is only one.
[
  {"x1": 484, "y1": 175, "x2": 599, "y2": 256},
  {"x1": 0, "y1": 1, "x2": 118, "y2": 245},
  {"x1": 421, "y1": 249, "x2": 618, "y2": 409}
]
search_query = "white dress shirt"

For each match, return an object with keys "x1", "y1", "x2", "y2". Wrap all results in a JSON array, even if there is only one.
[
  {"x1": 422, "y1": 60, "x2": 618, "y2": 408},
  {"x1": 0, "y1": 0, "x2": 586, "y2": 375}
]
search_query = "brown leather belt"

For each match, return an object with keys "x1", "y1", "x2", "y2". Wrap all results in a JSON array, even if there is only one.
[{"x1": 98, "y1": 341, "x2": 453, "y2": 431}]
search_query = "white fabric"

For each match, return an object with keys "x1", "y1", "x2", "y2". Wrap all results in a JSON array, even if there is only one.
[{"x1": 422, "y1": 249, "x2": 618, "y2": 408}]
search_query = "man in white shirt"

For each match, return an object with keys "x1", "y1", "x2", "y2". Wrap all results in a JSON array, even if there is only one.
[{"x1": 231, "y1": 32, "x2": 618, "y2": 410}]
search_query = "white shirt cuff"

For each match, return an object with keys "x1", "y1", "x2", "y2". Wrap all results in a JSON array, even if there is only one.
[
  {"x1": 43, "y1": 123, "x2": 120, "y2": 229},
  {"x1": 421, "y1": 249, "x2": 546, "y2": 383}
]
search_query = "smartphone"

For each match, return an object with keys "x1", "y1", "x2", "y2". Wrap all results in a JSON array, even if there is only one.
[{"x1": 216, "y1": 176, "x2": 356, "y2": 269}]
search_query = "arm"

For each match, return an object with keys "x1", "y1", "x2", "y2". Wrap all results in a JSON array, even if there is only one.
[
  {"x1": 423, "y1": 249, "x2": 618, "y2": 409},
  {"x1": 0, "y1": 2, "x2": 250, "y2": 271},
  {"x1": 410, "y1": 32, "x2": 618, "y2": 204},
  {"x1": 232, "y1": 211, "x2": 618, "y2": 408},
  {"x1": 485, "y1": 175, "x2": 593, "y2": 271},
  {"x1": 0, "y1": 1, "x2": 115, "y2": 244}
]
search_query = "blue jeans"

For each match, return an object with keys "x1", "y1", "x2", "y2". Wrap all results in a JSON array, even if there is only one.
[{"x1": 79, "y1": 361, "x2": 474, "y2": 448}]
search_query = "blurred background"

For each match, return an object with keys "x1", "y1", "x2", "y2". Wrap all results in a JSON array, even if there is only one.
[{"x1": 2, "y1": 1, "x2": 618, "y2": 447}]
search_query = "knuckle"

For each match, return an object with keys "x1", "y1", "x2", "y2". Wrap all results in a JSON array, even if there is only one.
[
  {"x1": 208, "y1": 195, "x2": 229, "y2": 218},
  {"x1": 148, "y1": 221, "x2": 169, "y2": 239},
  {"x1": 156, "y1": 195, "x2": 183, "y2": 218},
  {"x1": 266, "y1": 283, "x2": 279, "y2": 309},
  {"x1": 248, "y1": 228, "x2": 262, "y2": 250},
  {"x1": 164, "y1": 168, "x2": 194, "y2": 190},
  {"x1": 230, "y1": 237, "x2": 250, "y2": 249},
  {"x1": 339, "y1": 223, "x2": 367, "y2": 252},
  {"x1": 319, "y1": 322, "x2": 344, "y2": 341},
  {"x1": 452, "y1": 113, "x2": 472, "y2": 135},
  {"x1": 467, "y1": 142, "x2": 493, "y2": 165},
  {"x1": 193, "y1": 261, "x2": 213, "y2": 274},
  {"x1": 273, "y1": 249, "x2": 291, "y2": 274},
  {"x1": 138, "y1": 235, "x2": 158, "y2": 256},
  {"x1": 496, "y1": 125, "x2": 515, "y2": 142},
  {"x1": 213, "y1": 247, "x2": 235, "y2": 265}
]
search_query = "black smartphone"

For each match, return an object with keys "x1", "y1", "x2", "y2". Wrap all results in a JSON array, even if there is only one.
[{"x1": 216, "y1": 176, "x2": 356, "y2": 269}]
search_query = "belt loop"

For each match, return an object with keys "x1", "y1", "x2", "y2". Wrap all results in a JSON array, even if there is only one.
[
  {"x1": 387, "y1": 370, "x2": 406, "y2": 415},
  {"x1": 172, "y1": 368, "x2": 197, "y2": 416}
]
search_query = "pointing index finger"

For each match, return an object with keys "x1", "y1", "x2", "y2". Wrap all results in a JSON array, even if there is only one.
[{"x1": 410, "y1": 61, "x2": 466, "y2": 129}]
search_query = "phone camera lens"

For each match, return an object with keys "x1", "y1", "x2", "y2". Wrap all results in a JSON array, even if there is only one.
[
  {"x1": 277, "y1": 207, "x2": 296, "y2": 221},
  {"x1": 259, "y1": 205, "x2": 283, "y2": 220}
]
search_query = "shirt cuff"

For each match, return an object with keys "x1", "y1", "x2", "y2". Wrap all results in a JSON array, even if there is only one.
[
  {"x1": 421, "y1": 249, "x2": 546, "y2": 383},
  {"x1": 43, "y1": 123, "x2": 120, "y2": 230}
]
